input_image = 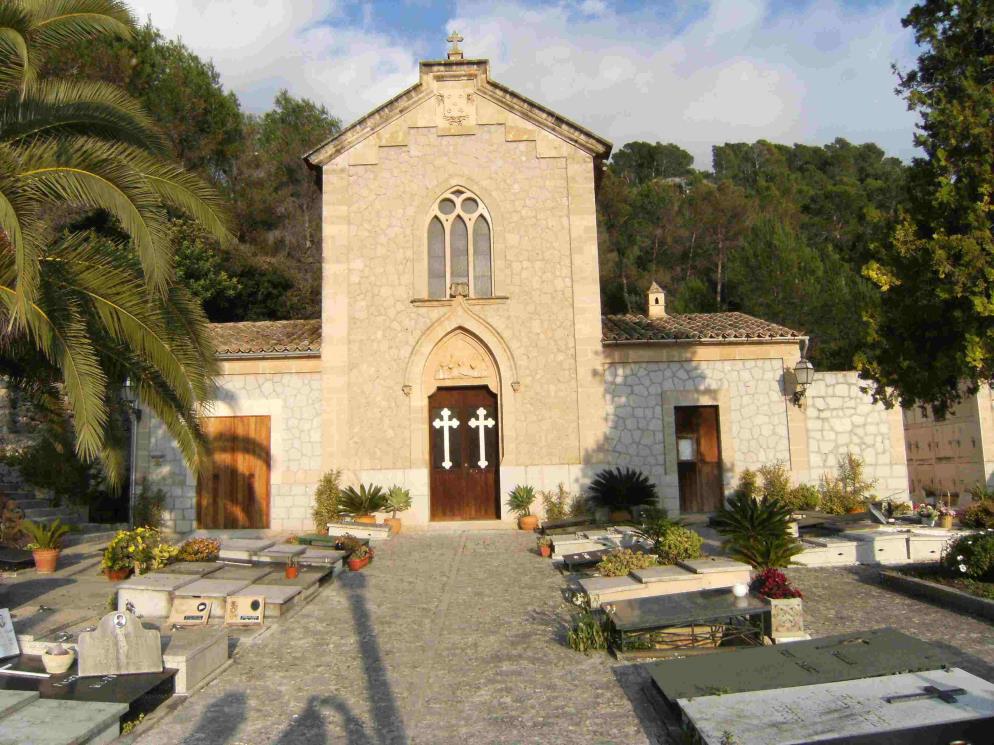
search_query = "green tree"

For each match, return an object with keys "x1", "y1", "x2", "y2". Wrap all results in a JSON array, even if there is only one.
[
  {"x1": 0, "y1": 1, "x2": 230, "y2": 473},
  {"x1": 610, "y1": 141, "x2": 694, "y2": 185},
  {"x1": 859, "y1": 0, "x2": 994, "y2": 413}
]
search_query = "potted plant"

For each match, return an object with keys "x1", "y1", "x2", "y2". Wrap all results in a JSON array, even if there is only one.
[
  {"x1": 537, "y1": 536, "x2": 553, "y2": 558},
  {"x1": 337, "y1": 483, "x2": 387, "y2": 524},
  {"x1": 333, "y1": 534, "x2": 366, "y2": 555},
  {"x1": 285, "y1": 555, "x2": 299, "y2": 579},
  {"x1": 383, "y1": 485, "x2": 412, "y2": 534},
  {"x1": 588, "y1": 467, "x2": 657, "y2": 522},
  {"x1": 506, "y1": 485, "x2": 538, "y2": 530},
  {"x1": 347, "y1": 544, "x2": 373, "y2": 571},
  {"x1": 101, "y1": 527, "x2": 177, "y2": 579},
  {"x1": 41, "y1": 643, "x2": 75, "y2": 674},
  {"x1": 917, "y1": 503, "x2": 939, "y2": 527},
  {"x1": 22, "y1": 518, "x2": 70, "y2": 574},
  {"x1": 751, "y1": 568, "x2": 804, "y2": 639}
]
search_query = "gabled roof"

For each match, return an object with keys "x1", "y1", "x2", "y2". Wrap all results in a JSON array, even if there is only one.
[
  {"x1": 304, "y1": 58, "x2": 612, "y2": 167},
  {"x1": 211, "y1": 320, "x2": 321, "y2": 357},
  {"x1": 602, "y1": 313, "x2": 804, "y2": 343}
]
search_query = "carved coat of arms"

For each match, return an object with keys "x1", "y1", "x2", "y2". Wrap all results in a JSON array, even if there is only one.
[{"x1": 438, "y1": 92, "x2": 474, "y2": 126}]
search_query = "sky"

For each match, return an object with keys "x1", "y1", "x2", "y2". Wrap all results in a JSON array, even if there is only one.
[{"x1": 126, "y1": 0, "x2": 922, "y2": 168}]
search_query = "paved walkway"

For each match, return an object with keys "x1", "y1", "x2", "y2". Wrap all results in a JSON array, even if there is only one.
[{"x1": 133, "y1": 533, "x2": 994, "y2": 745}]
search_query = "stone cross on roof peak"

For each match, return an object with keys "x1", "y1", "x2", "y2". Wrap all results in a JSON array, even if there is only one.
[{"x1": 447, "y1": 31, "x2": 464, "y2": 60}]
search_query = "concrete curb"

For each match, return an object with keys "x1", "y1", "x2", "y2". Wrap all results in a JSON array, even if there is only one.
[{"x1": 879, "y1": 568, "x2": 994, "y2": 622}]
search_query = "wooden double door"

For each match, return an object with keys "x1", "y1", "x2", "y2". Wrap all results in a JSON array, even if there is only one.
[
  {"x1": 429, "y1": 386, "x2": 499, "y2": 521},
  {"x1": 196, "y1": 416, "x2": 271, "y2": 529},
  {"x1": 676, "y1": 405, "x2": 724, "y2": 513}
]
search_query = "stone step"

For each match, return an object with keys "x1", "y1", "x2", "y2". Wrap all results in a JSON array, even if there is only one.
[
  {"x1": 0, "y1": 697, "x2": 128, "y2": 745},
  {"x1": 22, "y1": 506, "x2": 85, "y2": 521},
  {"x1": 10, "y1": 498, "x2": 50, "y2": 510},
  {"x1": 1, "y1": 490, "x2": 39, "y2": 502},
  {"x1": 63, "y1": 526, "x2": 126, "y2": 548}
]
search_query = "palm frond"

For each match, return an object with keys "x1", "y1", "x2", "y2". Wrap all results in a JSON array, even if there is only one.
[
  {"x1": 0, "y1": 4, "x2": 34, "y2": 94},
  {"x1": 0, "y1": 79, "x2": 167, "y2": 152},
  {"x1": 26, "y1": 1, "x2": 134, "y2": 53}
]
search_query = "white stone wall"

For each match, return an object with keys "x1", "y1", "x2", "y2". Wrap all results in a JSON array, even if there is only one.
[
  {"x1": 140, "y1": 370, "x2": 322, "y2": 534},
  {"x1": 603, "y1": 358, "x2": 791, "y2": 513},
  {"x1": 804, "y1": 371, "x2": 909, "y2": 499}
]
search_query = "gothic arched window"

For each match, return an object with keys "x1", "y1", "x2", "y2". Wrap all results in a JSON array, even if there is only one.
[{"x1": 427, "y1": 188, "x2": 493, "y2": 299}]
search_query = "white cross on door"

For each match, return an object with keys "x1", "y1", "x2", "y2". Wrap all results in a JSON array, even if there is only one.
[
  {"x1": 432, "y1": 408, "x2": 460, "y2": 469},
  {"x1": 469, "y1": 407, "x2": 495, "y2": 468}
]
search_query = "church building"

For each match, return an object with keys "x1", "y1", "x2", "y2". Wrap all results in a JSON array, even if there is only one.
[{"x1": 135, "y1": 39, "x2": 909, "y2": 532}]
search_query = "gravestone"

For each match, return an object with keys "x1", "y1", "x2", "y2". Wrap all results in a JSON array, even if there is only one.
[
  {"x1": 173, "y1": 578, "x2": 252, "y2": 617},
  {"x1": 217, "y1": 538, "x2": 275, "y2": 563},
  {"x1": 0, "y1": 609, "x2": 19, "y2": 660},
  {"x1": 166, "y1": 598, "x2": 211, "y2": 628},
  {"x1": 298, "y1": 549, "x2": 347, "y2": 567},
  {"x1": 258, "y1": 544, "x2": 307, "y2": 563},
  {"x1": 256, "y1": 566, "x2": 330, "y2": 602},
  {"x1": 116, "y1": 573, "x2": 196, "y2": 618},
  {"x1": 678, "y1": 557, "x2": 752, "y2": 574},
  {"x1": 76, "y1": 611, "x2": 162, "y2": 677},
  {"x1": 224, "y1": 596, "x2": 265, "y2": 626},
  {"x1": 679, "y1": 667, "x2": 994, "y2": 745}
]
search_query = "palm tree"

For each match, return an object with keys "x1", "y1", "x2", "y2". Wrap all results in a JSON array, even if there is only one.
[{"x1": 0, "y1": 1, "x2": 232, "y2": 476}]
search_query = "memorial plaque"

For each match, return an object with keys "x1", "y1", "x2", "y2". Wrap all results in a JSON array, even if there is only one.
[
  {"x1": 166, "y1": 598, "x2": 211, "y2": 628},
  {"x1": 0, "y1": 609, "x2": 19, "y2": 660},
  {"x1": 76, "y1": 611, "x2": 162, "y2": 677},
  {"x1": 768, "y1": 597, "x2": 804, "y2": 637},
  {"x1": 224, "y1": 596, "x2": 265, "y2": 626}
]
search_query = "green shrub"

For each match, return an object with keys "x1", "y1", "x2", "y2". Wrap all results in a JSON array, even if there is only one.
[
  {"x1": 783, "y1": 484, "x2": 820, "y2": 512},
  {"x1": 568, "y1": 493, "x2": 591, "y2": 518},
  {"x1": 632, "y1": 505, "x2": 673, "y2": 554},
  {"x1": 384, "y1": 485, "x2": 412, "y2": 517},
  {"x1": 968, "y1": 482, "x2": 994, "y2": 501},
  {"x1": 595, "y1": 548, "x2": 658, "y2": 577},
  {"x1": 736, "y1": 463, "x2": 819, "y2": 512},
  {"x1": 961, "y1": 499, "x2": 994, "y2": 529},
  {"x1": 541, "y1": 483, "x2": 573, "y2": 521},
  {"x1": 312, "y1": 470, "x2": 342, "y2": 532},
  {"x1": 176, "y1": 537, "x2": 220, "y2": 562},
  {"x1": 567, "y1": 611, "x2": 609, "y2": 654},
  {"x1": 132, "y1": 482, "x2": 166, "y2": 530},
  {"x1": 757, "y1": 463, "x2": 791, "y2": 503},
  {"x1": 101, "y1": 527, "x2": 176, "y2": 574},
  {"x1": 506, "y1": 485, "x2": 536, "y2": 516},
  {"x1": 588, "y1": 467, "x2": 657, "y2": 513},
  {"x1": 337, "y1": 483, "x2": 388, "y2": 516},
  {"x1": 943, "y1": 532, "x2": 994, "y2": 580},
  {"x1": 819, "y1": 452, "x2": 876, "y2": 515},
  {"x1": 712, "y1": 492, "x2": 802, "y2": 569},
  {"x1": 656, "y1": 526, "x2": 704, "y2": 564}
]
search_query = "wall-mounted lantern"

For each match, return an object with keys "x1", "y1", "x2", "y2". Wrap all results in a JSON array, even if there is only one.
[{"x1": 792, "y1": 358, "x2": 815, "y2": 406}]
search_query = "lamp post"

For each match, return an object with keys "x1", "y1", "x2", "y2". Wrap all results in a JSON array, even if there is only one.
[
  {"x1": 792, "y1": 358, "x2": 815, "y2": 406},
  {"x1": 122, "y1": 377, "x2": 140, "y2": 526}
]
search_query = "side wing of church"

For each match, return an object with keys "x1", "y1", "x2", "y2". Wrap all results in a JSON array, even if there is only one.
[{"x1": 134, "y1": 45, "x2": 909, "y2": 532}]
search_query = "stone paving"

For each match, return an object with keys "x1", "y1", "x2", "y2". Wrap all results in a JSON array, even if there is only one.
[{"x1": 131, "y1": 532, "x2": 994, "y2": 745}]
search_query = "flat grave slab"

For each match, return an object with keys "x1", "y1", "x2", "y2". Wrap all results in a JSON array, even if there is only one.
[
  {"x1": 649, "y1": 627, "x2": 952, "y2": 705},
  {"x1": 209, "y1": 565, "x2": 274, "y2": 583},
  {"x1": 295, "y1": 534, "x2": 342, "y2": 547},
  {"x1": 156, "y1": 562, "x2": 220, "y2": 577},
  {"x1": 679, "y1": 667, "x2": 994, "y2": 745},
  {"x1": 327, "y1": 521, "x2": 391, "y2": 541},
  {"x1": 0, "y1": 547, "x2": 32, "y2": 568},
  {"x1": 0, "y1": 653, "x2": 175, "y2": 704},
  {"x1": 0, "y1": 698, "x2": 129, "y2": 745},
  {"x1": 256, "y1": 566, "x2": 330, "y2": 590},
  {"x1": 0, "y1": 689, "x2": 37, "y2": 717},
  {"x1": 560, "y1": 548, "x2": 614, "y2": 571},
  {"x1": 174, "y1": 578, "x2": 252, "y2": 617},
  {"x1": 632, "y1": 565, "x2": 696, "y2": 583},
  {"x1": 116, "y1": 573, "x2": 197, "y2": 618},
  {"x1": 678, "y1": 557, "x2": 752, "y2": 574},
  {"x1": 298, "y1": 549, "x2": 347, "y2": 567},
  {"x1": 161, "y1": 629, "x2": 228, "y2": 695},
  {"x1": 218, "y1": 538, "x2": 275, "y2": 562},
  {"x1": 258, "y1": 544, "x2": 307, "y2": 563},
  {"x1": 241, "y1": 584, "x2": 302, "y2": 618}
]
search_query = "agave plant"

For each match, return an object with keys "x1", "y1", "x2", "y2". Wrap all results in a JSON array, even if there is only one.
[
  {"x1": 505, "y1": 484, "x2": 536, "y2": 516},
  {"x1": 384, "y1": 485, "x2": 412, "y2": 518},
  {"x1": 588, "y1": 467, "x2": 657, "y2": 512},
  {"x1": 337, "y1": 483, "x2": 387, "y2": 517},
  {"x1": 0, "y1": 1, "x2": 231, "y2": 477},
  {"x1": 712, "y1": 491, "x2": 802, "y2": 569},
  {"x1": 21, "y1": 517, "x2": 69, "y2": 549}
]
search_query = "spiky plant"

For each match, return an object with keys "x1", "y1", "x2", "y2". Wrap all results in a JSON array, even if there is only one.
[
  {"x1": 588, "y1": 467, "x2": 657, "y2": 512},
  {"x1": 384, "y1": 485, "x2": 412, "y2": 518},
  {"x1": 337, "y1": 483, "x2": 387, "y2": 516},
  {"x1": 506, "y1": 484, "x2": 536, "y2": 517},
  {"x1": 0, "y1": 1, "x2": 232, "y2": 477},
  {"x1": 21, "y1": 516, "x2": 69, "y2": 549},
  {"x1": 712, "y1": 491, "x2": 802, "y2": 569}
]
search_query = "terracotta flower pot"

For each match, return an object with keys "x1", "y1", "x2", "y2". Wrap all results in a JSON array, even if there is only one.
[
  {"x1": 517, "y1": 515, "x2": 539, "y2": 531},
  {"x1": 848, "y1": 506, "x2": 864, "y2": 515},
  {"x1": 285, "y1": 565, "x2": 299, "y2": 579},
  {"x1": 538, "y1": 544, "x2": 552, "y2": 558},
  {"x1": 104, "y1": 567, "x2": 132, "y2": 582},
  {"x1": 384, "y1": 517, "x2": 402, "y2": 535},
  {"x1": 354, "y1": 515, "x2": 377, "y2": 524},
  {"x1": 609, "y1": 510, "x2": 632, "y2": 522},
  {"x1": 348, "y1": 555, "x2": 370, "y2": 571},
  {"x1": 32, "y1": 548, "x2": 60, "y2": 574}
]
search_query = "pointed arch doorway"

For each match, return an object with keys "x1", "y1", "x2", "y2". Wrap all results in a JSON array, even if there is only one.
[{"x1": 429, "y1": 385, "x2": 499, "y2": 520}]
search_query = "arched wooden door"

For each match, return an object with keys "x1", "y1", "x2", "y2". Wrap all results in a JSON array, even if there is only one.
[{"x1": 428, "y1": 386, "x2": 499, "y2": 520}]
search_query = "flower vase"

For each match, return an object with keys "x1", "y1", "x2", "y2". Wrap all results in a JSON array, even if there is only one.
[{"x1": 920, "y1": 516, "x2": 937, "y2": 527}]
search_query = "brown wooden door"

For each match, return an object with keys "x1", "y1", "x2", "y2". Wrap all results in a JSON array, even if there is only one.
[
  {"x1": 429, "y1": 386, "x2": 499, "y2": 520},
  {"x1": 675, "y1": 406, "x2": 723, "y2": 513},
  {"x1": 197, "y1": 416, "x2": 271, "y2": 529}
]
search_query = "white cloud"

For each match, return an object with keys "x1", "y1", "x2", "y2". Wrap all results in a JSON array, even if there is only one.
[{"x1": 123, "y1": 0, "x2": 920, "y2": 168}]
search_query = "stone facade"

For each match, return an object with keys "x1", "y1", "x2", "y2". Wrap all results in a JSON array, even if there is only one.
[{"x1": 136, "y1": 359, "x2": 322, "y2": 533}]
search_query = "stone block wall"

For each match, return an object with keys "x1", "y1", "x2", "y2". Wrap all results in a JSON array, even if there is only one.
[
  {"x1": 137, "y1": 367, "x2": 322, "y2": 534},
  {"x1": 804, "y1": 371, "x2": 908, "y2": 499}
]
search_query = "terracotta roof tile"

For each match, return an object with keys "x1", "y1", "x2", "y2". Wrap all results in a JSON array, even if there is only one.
[
  {"x1": 211, "y1": 320, "x2": 321, "y2": 356},
  {"x1": 602, "y1": 312, "x2": 803, "y2": 343}
]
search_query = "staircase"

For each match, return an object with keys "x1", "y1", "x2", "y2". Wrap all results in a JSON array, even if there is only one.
[{"x1": 1, "y1": 477, "x2": 126, "y2": 547}]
